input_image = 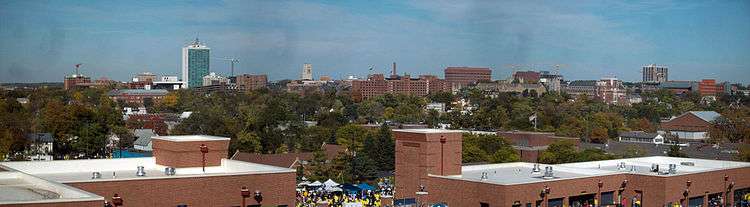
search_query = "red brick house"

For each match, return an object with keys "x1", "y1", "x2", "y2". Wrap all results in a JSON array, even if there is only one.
[{"x1": 660, "y1": 111, "x2": 722, "y2": 141}]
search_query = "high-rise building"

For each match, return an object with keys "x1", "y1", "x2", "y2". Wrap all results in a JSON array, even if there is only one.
[
  {"x1": 642, "y1": 64, "x2": 668, "y2": 83},
  {"x1": 182, "y1": 38, "x2": 210, "y2": 88},
  {"x1": 301, "y1": 63, "x2": 313, "y2": 80},
  {"x1": 444, "y1": 66, "x2": 492, "y2": 87},
  {"x1": 350, "y1": 74, "x2": 452, "y2": 101}
]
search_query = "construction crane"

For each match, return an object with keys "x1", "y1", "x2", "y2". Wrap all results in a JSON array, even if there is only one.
[{"x1": 214, "y1": 57, "x2": 239, "y2": 76}]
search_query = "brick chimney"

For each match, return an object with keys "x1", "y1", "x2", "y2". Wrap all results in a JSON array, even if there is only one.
[
  {"x1": 393, "y1": 129, "x2": 462, "y2": 199},
  {"x1": 151, "y1": 135, "x2": 230, "y2": 168}
]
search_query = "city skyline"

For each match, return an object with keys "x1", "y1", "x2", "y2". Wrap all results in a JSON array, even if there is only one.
[{"x1": 1, "y1": 1, "x2": 749, "y2": 83}]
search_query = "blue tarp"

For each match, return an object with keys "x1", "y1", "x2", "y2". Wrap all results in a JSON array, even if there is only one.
[
  {"x1": 357, "y1": 183, "x2": 375, "y2": 191},
  {"x1": 113, "y1": 150, "x2": 149, "y2": 158},
  {"x1": 341, "y1": 184, "x2": 360, "y2": 194}
]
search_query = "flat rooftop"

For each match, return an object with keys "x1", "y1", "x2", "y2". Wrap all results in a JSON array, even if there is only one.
[
  {"x1": 152, "y1": 135, "x2": 230, "y2": 142},
  {"x1": 0, "y1": 171, "x2": 102, "y2": 205},
  {"x1": 0, "y1": 157, "x2": 293, "y2": 183},
  {"x1": 435, "y1": 156, "x2": 750, "y2": 185}
]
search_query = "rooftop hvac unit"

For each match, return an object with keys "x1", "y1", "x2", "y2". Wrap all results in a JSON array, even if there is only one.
[
  {"x1": 668, "y1": 164, "x2": 677, "y2": 174},
  {"x1": 480, "y1": 172, "x2": 488, "y2": 181},
  {"x1": 136, "y1": 166, "x2": 146, "y2": 177},
  {"x1": 164, "y1": 167, "x2": 176, "y2": 176},
  {"x1": 651, "y1": 163, "x2": 660, "y2": 172},
  {"x1": 531, "y1": 163, "x2": 542, "y2": 175},
  {"x1": 618, "y1": 162, "x2": 627, "y2": 171},
  {"x1": 91, "y1": 172, "x2": 101, "y2": 179},
  {"x1": 542, "y1": 166, "x2": 554, "y2": 179}
]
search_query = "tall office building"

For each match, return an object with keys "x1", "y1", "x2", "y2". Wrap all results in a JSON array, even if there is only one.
[
  {"x1": 182, "y1": 38, "x2": 210, "y2": 88},
  {"x1": 301, "y1": 63, "x2": 313, "y2": 80},
  {"x1": 642, "y1": 64, "x2": 668, "y2": 83}
]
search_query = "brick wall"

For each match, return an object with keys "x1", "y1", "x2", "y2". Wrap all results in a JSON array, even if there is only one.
[
  {"x1": 151, "y1": 139, "x2": 229, "y2": 168},
  {"x1": 67, "y1": 172, "x2": 296, "y2": 207}
]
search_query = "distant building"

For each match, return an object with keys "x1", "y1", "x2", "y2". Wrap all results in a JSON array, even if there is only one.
[
  {"x1": 659, "y1": 81, "x2": 699, "y2": 95},
  {"x1": 319, "y1": 75, "x2": 333, "y2": 82},
  {"x1": 513, "y1": 71, "x2": 541, "y2": 83},
  {"x1": 596, "y1": 77, "x2": 626, "y2": 105},
  {"x1": 425, "y1": 102, "x2": 447, "y2": 113},
  {"x1": 182, "y1": 38, "x2": 210, "y2": 88},
  {"x1": 350, "y1": 74, "x2": 452, "y2": 101},
  {"x1": 565, "y1": 77, "x2": 626, "y2": 104},
  {"x1": 618, "y1": 131, "x2": 665, "y2": 145},
  {"x1": 475, "y1": 81, "x2": 547, "y2": 97},
  {"x1": 25, "y1": 133, "x2": 54, "y2": 161},
  {"x1": 133, "y1": 72, "x2": 157, "y2": 83},
  {"x1": 202, "y1": 72, "x2": 229, "y2": 86},
  {"x1": 660, "y1": 111, "x2": 722, "y2": 141},
  {"x1": 444, "y1": 66, "x2": 492, "y2": 88},
  {"x1": 642, "y1": 64, "x2": 668, "y2": 83},
  {"x1": 539, "y1": 71, "x2": 563, "y2": 92},
  {"x1": 133, "y1": 129, "x2": 157, "y2": 151},
  {"x1": 301, "y1": 63, "x2": 313, "y2": 80},
  {"x1": 151, "y1": 75, "x2": 185, "y2": 91},
  {"x1": 109, "y1": 89, "x2": 169, "y2": 106},
  {"x1": 564, "y1": 80, "x2": 598, "y2": 97},
  {"x1": 63, "y1": 74, "x2": 91, "y2": 90},
  {"x1": 235, "y1": 74, "x2": 268, "y2": 91}
]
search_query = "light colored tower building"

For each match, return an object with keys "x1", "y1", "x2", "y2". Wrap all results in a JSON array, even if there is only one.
[
  {"x1": 642, "y1": 64, "x2": 668, "y2": 83},
  {"x1": 182, "y1": 38, "x2": 210, "y2": 88},
  {"x1": 301, "y1": 63, "x2": 313, "y2": 80}
]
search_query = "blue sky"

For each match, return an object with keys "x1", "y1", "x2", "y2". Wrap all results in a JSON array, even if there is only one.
[{"x1": 1, "y1": 0, "x2": 748, "y2": 83}]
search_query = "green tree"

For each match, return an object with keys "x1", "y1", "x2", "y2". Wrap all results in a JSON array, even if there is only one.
[
  {"x1": 462, "y1": 133, "x2": 518, "y2": 163},
  {"x1": 362, "y1": 124, "x2": 395, "y2": 171},
  {"x1": 667, "y1": 145, "x2": 687, "y2": 157},
  {"x1": 538, "y1": 140, "x2": 579, "y2": 164},
  {"x1": 306, "y1": 149, "x2": 330, "y2": 181},
  {"x1": 335, "y1": 124, "x2": 369, "y2": 151},
  {"x1": 232, "y1": 131, "x2": 263, "y2": 153}
]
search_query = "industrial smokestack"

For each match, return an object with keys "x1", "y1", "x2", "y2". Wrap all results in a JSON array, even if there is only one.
[{"x1": 392, "y1": 62, "x2": 397, "y2": 76}]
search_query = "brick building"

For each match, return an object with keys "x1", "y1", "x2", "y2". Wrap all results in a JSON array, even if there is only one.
[
  {"x1": 394, "y1": 129, "x2": 750, "y2": 207},
  {"x1": 513, "y1": 71, "x2": 541, "y2": 84},
  {"x1": 235, "y1": 74, "x2": 268, "y2": 91},
  {"x1": 64, "y1": 75, "x2": 92, "y2": 90},
  {"x1": 351, "y1": 74, "x2": 452, "y2": 101},
  {"x1": 444, "y1": 67, "x2": 492, "y2": 87},
  {"x1": 0, "y1": 135, "x2": 296, "y2": 206},
  {"x1": 660, "y1": 111, "x2": 722, "y2": 141},
  {"x1": 108, "y1": 89, "x2": 169, "y2": 106}
]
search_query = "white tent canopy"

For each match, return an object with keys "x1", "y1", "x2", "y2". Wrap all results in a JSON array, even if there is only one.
[
  {"x1": 324, "y1": 179, "x2": 339, "y2": 187},
  {"x1": 308, "y1": 181, "x2": 323, "y2": 187},
  {"x1": 325, "y1": 186, "x2": 343, "y2": 192},
  {"x1": 297, "y1": 181, "x2": 311, "y2": 186}
]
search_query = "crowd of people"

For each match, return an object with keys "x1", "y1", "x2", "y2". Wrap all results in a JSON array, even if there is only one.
[{"x1": 296, "y1": 189, "x2": 383, "y2": 207}]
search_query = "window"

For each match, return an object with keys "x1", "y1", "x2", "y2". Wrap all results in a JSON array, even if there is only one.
[{"x1": 480, "y1": 202, "x2": 489, "y2": 207}]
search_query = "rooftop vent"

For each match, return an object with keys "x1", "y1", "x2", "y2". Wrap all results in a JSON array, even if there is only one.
[
  {"x1": 680, "y1": 162, "x2": 695, "y2": 166},
  {"x1": 651, "y1": 164, "x2": 660, "y2": 173},
  {"x1": 480, "y1": 172, "x2": 488, "y2": 181},
  {"x1": 91, "y1": 172, "x2": 101, "y2": 179},
  {"x1": 542, "y1": 166, "x2": 554, "y2": 179},
  {"x1": 630, "y1": 165, "x2": 637, "y2": 172},
  {"x1": 136, "y1": 166, "x2": 146, "y2": 177},
  {"x1": 668, "y1": 164, "x2": 677, "y2": 174},
  {"x1": 531, "y1": 164, "x2": 542, "y2": 175},
  {"x1": 618, "y1": 162, "x2": 627, "y2": 171},
  {"x1": 164, "y1": 167, "x2": 176, "y2": 176}
]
